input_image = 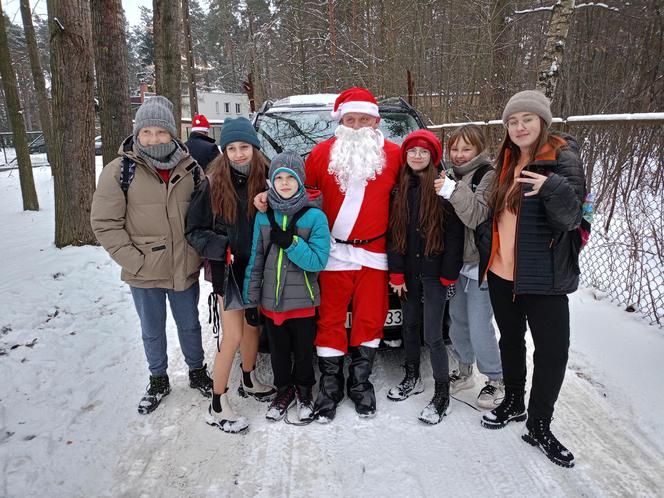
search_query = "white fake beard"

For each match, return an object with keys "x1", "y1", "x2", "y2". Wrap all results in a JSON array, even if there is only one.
[{"x1": 328, "y1": 125, "x2": 385, "y2": 193}]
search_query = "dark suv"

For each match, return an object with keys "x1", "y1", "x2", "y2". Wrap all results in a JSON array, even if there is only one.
[{"x1": 253, "y1": 94, "x2": 427, "y2": 345}]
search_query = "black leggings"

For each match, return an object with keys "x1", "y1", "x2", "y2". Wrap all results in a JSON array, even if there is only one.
[{"x1": 488, "y1": 271, "x2": 570, "y2": 420}]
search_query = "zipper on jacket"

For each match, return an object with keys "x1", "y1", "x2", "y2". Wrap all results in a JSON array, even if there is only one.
[
  {"x1": 512, "y1": 190, "x2": 523, "y2": 302},
  {"x1": 303, "y1": 271, "x2": 315, "y2": 302},
  {"x1": 275, "y1": 214, "x2": 287, "y2": 305}
]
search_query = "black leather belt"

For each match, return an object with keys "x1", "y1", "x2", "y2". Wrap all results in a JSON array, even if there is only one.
[{"x1": 334, "y1": 233, "x2": 385, "y2": 246}]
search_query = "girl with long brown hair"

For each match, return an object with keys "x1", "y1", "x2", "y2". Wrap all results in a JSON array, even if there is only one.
[
  {"x1": 386, "y1": 129, "x2": 464, "y2": 424},
  {"x1": 477, "y1": 91, "x2": 585, "y2": 468},
  {"x1": 186, "y1": 117, "x2": 276, "y2": 433}
]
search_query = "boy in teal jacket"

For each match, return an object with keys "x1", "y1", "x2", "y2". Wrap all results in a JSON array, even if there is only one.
[{"x1": 244, "y1": 151, "x2": 330, "y2": 423}]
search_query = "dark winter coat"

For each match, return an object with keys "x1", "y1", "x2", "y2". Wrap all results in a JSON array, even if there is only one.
[
  {"x1": 387, "y1": 175, "x2": 465, "y2": 281},
  {"x1": 185, "y1": 167, "x2": 265, "y2": 292},
  {"x1": 477, "y1": 134, "x2": 585, "y2": 295},
  {"x1": 185, "y1": 132, "x2": 220, "y2": 171}
]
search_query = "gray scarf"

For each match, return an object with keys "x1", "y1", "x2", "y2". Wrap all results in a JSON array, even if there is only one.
[
  {"x1": 136, "y1": 140, "x2": 184, "y2": 171},
  {"x1": 268, "y1": 185, "x2": 309, "y2": 217},
  {"x1": 452, "y1": 151, "x2": 491, "y2": 179},
  {"x1": 230, "y1": 160, "x2": 251, "y2": 175}
]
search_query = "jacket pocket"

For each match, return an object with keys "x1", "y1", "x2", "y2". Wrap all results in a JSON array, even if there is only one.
[{"x1": 133, "y1": 235, "x2": 171, "y2": 280}]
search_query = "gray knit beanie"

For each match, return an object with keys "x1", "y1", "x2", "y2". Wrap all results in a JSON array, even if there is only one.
[
  {"x1": 133, "y1": 95, "x2": 178, "y2": 139},
  {"x1": 502, "y1": 90, "x2": 553, "y2": 128}
]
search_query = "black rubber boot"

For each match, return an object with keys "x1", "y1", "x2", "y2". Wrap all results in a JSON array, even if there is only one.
[
  {"x1": 313, "y1": 356, "x2": 345, "y2": 423},
  {"x1": 347, "y1": 346, "x2": 377, "y2": 417}
]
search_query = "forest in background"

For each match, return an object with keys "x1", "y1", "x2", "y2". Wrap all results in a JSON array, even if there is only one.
[{"x1": 1, "y1": 0, "x2": 662, "y2": 130}]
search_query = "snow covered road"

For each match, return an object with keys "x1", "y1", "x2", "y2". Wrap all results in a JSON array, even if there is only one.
[{"x1": 1, "y1": 167, "x2": 663, "y2": 497}]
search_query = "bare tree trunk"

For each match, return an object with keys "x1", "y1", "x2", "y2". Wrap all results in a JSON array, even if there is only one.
[
  {"x1": 153, "y1": 0, "x2": 182, "y2": 135},
  {"x1": 182, "y1": 0, "x2": 198, "y2": 117},
  {"x1": 0, "y1": 2, "x2": 39, "y2": 211},
  {"x1": 488, "y1": 0, "x2": 511, "y2": 117},
  {"x1": 536, "y1": 0, "x2": 576, "y2": 99},
  {"x1": 20, "y1": 0, "x2": 54, "y2": 172},
  {"x1": 48, "y1": 0, "x2": 97, "y2": 246},
  {"x1": 91, "y1": 0, "x2": 132, "y2": 166}
]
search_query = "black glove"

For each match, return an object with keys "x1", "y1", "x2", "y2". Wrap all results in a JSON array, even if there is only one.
[
  {"x1": 270, "y1": 227, "x2": 294, "y2": 249},
  {"x1": 209, "y1": 260, "x2": 226, "y2": 296}
]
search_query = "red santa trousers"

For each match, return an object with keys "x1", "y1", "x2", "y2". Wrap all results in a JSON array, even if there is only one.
[{"x1": 315, "y1": 266, "x2": 388, "y2": 353}]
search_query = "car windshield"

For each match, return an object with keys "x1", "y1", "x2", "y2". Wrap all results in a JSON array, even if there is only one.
[{"x1": 256, "y1": 110, "x2": 421, "y2": 160}]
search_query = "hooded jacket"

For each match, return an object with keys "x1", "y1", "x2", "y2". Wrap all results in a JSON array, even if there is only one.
[
  {"x1": 243, "y1": 194, "x2": 330, "y2": 312},
  {"x1": 477, "y1": 133, "x2": 585, "y2": 295},
  {"x1": 90, "y1": 136, "x2": 203, "y2": 291}
]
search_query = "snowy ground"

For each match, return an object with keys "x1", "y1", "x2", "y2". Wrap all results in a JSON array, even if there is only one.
[{"x1": 1, "y1": 165, "x2": 663, "y2": 497}]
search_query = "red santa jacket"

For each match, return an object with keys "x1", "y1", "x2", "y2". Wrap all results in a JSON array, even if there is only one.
[{"x1": 304, "y1": 136, "x2": 402, "y2": 256}]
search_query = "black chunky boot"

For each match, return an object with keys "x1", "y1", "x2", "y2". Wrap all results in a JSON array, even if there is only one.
[
  {"x1": 387, "y1": 362, "x2": 424, "y2": 401},
  {"x1": 189, "y1": 364, "x2": 213, "y2": 398},
  {"x1": 418, "y1": 380, "x2": 450, "y2": 424},
  {"x1": 522, "y1": 418, "x2": 575, "y2": 468},
  {"x1": 313, "y1": 356, "x2": 345, "y2": 423},
  {"x1": 481, "y1": 388, "x2": 526, "y2": 429},
  {"x1": 347, "y1": 346, "x2": 377, "y2": 417},
  {"x1": 138, "y1": 375, "x2": 171, "y2": 415}
]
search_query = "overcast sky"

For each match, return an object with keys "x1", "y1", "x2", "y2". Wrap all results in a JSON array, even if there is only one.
[{"x1": 2, "y1": 0, "x2": 156, "y2": 27}]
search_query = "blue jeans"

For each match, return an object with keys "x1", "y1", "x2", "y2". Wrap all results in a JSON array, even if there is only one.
[
  {"x1": 448, "y1": 274, "x2": 502, "y2": 380},
  {"x1": 401, "y1": 275, "x2": 449, "y2": 382},
  {"x1": 130, "y1": 282, "x2": 204, "y2": 377}
]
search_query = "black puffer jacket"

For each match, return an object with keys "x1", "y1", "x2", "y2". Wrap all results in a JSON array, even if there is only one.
[
  {"x1": 387, "y1": 176, "x2": 465, "y2": 281},
  {"x1": 185, "y1": 168, "x2": 263, "y2": 291},
  {"x1": 185, "y1": 132, "x2": 220, "y2": 171},
  {"x1": 477, "y1": 134, "x2": 585, "y2": 295}
]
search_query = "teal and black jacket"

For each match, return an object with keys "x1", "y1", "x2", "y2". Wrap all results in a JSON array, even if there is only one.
[{"x1": 243, "y1": 201, "x2": 330, "y2": 312}]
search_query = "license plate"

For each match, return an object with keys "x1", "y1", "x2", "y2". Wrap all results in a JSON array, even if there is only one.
[{"x1": 345, "y1": 309, "x2": 402, "y2": 328}]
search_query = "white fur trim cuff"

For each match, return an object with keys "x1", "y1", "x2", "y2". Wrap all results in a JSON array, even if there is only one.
[
  {"x1": 331, "y1": 101, "x2": 380, "y2": 120},
  {"x1": 316, "y1": 346, "x2": 345, "y2": 357},
  {"x1": 360, "y1": 339, "x2": 381, "y2": 348},
  {"x1": 191, "y1": 126, "x2": 209, "y2": 132}
]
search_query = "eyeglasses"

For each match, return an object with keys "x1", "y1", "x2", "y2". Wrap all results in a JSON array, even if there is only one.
[
  {"x1": 406, "y1": 148, "x2": 431, "y2": 157},
  {"x1": 505, "y1": 116, "x2": 537, "y2": 130}
]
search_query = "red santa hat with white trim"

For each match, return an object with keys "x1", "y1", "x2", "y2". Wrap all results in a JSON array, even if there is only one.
[
  {"x1": 191, "y1": 114, "x2": 210, "y2": 132},
  {"x1": 330, "y1": 87, "x2": 380, "y2": 120}
]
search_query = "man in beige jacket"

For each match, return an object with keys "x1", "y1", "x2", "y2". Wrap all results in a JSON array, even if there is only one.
[{"x1": 91, "y1": 96, "x2": 212, "y2": 414}]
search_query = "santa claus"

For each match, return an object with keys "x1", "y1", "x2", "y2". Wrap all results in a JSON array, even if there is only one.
[{"x1": 305, "y1": 87, "x2": 402, "y2": 421}]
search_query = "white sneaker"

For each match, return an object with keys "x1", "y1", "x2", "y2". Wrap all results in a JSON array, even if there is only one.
[
  {"x1": 449, "y1": 364, "x2": 475, "y2": 394},
  {"x1": 205, "y1": 393, "x2": 249, "y2": 433},
  {"x1": 477, "y1": 379, "x2": 505, "y2": 409}
]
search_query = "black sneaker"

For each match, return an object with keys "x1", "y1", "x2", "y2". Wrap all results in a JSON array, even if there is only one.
[
  {"x1": 481, "y1": 389, "x2": 526, "y2": 429},
  {"x1": 266, "y1": 386, "x2": 296, "y2": 421},
  {"x1": 522, "y1": 419, "x2": 575, "y2": 468},
  {"x1": 189, "y1": 364, "x2": 213, "y2": 398},
  {"x1": 138, "y1": 375, "x2": 171, "y2": 415}
]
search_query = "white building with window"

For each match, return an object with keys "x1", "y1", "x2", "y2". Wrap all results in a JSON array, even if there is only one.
[{"x1": 182, "y1": 91, "x2": 250, "y2": 120}]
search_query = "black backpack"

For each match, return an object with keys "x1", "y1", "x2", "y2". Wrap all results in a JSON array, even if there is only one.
[
  {"x1": 116, "y1": 156, "x2": 201, "y2": 201},
  {"x1": 468, "y1": 163, "x2": 492, "y2": 193}
]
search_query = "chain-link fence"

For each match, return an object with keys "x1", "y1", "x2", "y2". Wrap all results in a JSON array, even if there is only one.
[{"x1": 430, "y1": 115, "x2": 664, "y2": 327}]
